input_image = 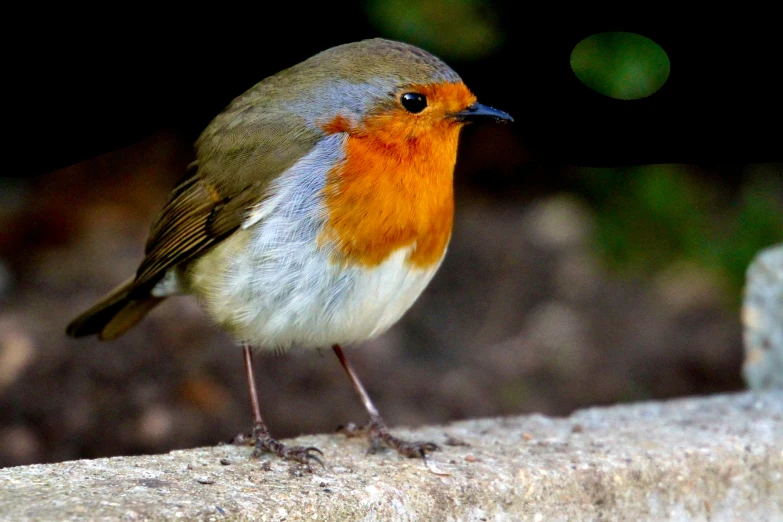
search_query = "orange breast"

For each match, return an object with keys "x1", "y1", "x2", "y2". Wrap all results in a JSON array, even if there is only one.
[{"x1": 320, "y1": 114, "x2": 463, "y2": 269}]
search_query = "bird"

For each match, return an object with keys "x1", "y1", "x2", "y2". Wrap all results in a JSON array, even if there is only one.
[{"x1": 66, "y1": 38, "x2": 513, "y2": 468}]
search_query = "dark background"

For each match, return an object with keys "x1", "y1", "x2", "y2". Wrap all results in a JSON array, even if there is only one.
[
  {"x1": 10, "y1": 11, "x2": 782, "y2": 175},
  {"x1": 1, "y1": 5, "x2": 781, "y2": 466}
]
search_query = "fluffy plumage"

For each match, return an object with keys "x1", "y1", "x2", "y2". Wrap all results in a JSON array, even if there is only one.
[{"x1": 66, "y1": 39, "x2": 483, "y2": 348}]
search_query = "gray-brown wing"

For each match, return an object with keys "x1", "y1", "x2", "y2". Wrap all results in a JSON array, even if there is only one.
[{"x1": 132, "y1": 110, "x2": 322, "y2": 292}]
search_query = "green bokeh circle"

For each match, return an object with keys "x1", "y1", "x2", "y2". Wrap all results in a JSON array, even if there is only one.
[{"x1": 571, "y1": 32, "x2": 671, "y2": 100}]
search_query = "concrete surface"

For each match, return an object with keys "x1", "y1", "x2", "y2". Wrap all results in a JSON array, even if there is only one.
[
  {"x1": 744, "y1": 243, "x2": 783, "y2": 389},
  {"x1": 0, "y1": 391, "x2": 781, "y2": 521}
]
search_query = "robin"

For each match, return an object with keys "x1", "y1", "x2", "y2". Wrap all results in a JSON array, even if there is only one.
[{"x1": 67, "y1": 38, "x2": 513, "y2": 467}]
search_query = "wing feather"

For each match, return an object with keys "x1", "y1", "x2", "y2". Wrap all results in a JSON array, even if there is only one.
[{"x1": 126, "y1": 110, "x2": 322, "y2": 294}]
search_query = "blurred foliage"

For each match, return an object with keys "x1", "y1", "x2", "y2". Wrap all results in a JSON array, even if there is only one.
[
  {"x1": 365, "y1": 0, "x2": 502, "y2": 60},
  {"x1": 571, "y1": 32, "x2": 670, "y2": 100},
  {"x1": 576, "y1": 164, "x2": 783, "y2": 303}
]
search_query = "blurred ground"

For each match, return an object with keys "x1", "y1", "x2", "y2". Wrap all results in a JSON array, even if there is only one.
[{"x1": 0, "y1": 132, "x2": 744, "y2": 467}]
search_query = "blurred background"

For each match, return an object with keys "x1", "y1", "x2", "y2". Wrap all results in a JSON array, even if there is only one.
[{"x1": 1, "y1": 4, "x2": 781, "y2": 467}]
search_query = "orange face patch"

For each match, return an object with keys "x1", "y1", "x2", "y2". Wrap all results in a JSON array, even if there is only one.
[{"x1": 320, "y1": 81, "x2": 476, "y2": 268}]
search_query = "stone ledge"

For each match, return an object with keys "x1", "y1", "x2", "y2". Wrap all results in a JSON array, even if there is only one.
[{"x1": 1, "y1": 391, "x2": 781, "y2": 521}]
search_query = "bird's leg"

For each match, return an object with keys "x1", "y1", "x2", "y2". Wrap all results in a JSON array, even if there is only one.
[
  {"x1": 333, "y1": 344, "x2": 438, "y2": 458},
  {"x1": 240, "y1": 344, "x2": 323, "y2": 469}
]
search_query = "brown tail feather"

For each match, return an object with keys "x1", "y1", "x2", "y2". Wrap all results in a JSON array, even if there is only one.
[{"x1": 66, "y1": 278, "x2": 164, "y2": 340}]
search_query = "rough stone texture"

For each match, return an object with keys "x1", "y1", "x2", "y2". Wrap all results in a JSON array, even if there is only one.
[
  {"x1": 0, "y1": 392, "x2": 781, "y2": 521},
  {"x1": 744, "y1": 244, "x2": 783, "y2": 389}
]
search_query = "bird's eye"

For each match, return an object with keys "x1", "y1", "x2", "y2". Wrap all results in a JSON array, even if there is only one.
[{"x1": 400, "y1": 93, "x2": 427, "y2": 114}]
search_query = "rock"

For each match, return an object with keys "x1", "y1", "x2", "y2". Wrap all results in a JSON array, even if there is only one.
[
  {"x1": 743, "y1": 244, "x2": 783, "y2": 389},
  {"x1": 0, "y1": 391, "x2": 780, "y2": 521}
]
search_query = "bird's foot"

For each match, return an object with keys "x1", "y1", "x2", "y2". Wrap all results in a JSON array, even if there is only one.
[
  {"x1": 244, "y1": 424, "x2": 324, "y2": 471},
  {"x1": 338, "y1": 417, "x2": 439, "y2": 459}
]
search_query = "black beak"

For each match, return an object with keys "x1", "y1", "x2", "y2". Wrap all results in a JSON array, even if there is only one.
[{"x1": 452, "y1": 102, "x2": 514, "y2": 124}]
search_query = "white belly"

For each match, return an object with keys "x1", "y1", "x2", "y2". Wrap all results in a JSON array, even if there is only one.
[
  {"x1": 179, "y1": 134, "x2": 446, "y2": 351},
  {"x1": 188, "y1": 233, "x2": 441, "y2": 350}
]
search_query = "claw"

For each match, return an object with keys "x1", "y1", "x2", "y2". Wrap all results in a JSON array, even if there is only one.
[
  {"x1": 299, "y1": 446, "x2": 325, "y2": 469},
  {"x1": 340, "y1": 418, "x2": 439, "y2": 459},
  {"x1": 305, "y1": 451, "x2": 326, "y2": 470},
  {"x1": 284, "y1": 446, "x2": 325, "y2": 471},
  {"x1": 250, "y1": 434, "x2": 326, "y2": 470},
  {"x1": 420, "y1": 442, "x2": 439, "y2": 453},
  {"x1": 394, "y1": 440, "x2": 440, "y2": 459}
]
